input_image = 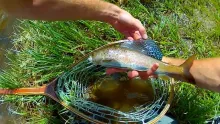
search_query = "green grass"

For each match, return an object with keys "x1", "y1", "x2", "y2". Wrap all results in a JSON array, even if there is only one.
[{"x1": 0, "y1": 0, "x2": 220, "y2": 123}]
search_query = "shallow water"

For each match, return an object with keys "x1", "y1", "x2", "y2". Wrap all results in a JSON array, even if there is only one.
[{"x1": 89, "y1": 77, "x2": 155, "y2": 112}]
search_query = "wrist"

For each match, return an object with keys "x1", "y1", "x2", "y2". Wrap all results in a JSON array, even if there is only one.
[
  {"x1": 96, "y1": 3, "x2": 122, "y2": 24},
  {"x1": 188, "y1": 60, "x2": 198, "y2": 85}
]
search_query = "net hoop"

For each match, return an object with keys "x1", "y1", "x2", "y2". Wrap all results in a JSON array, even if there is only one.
[{"x1": 56, "y1": 40, "x2": 176, "y2": 123}]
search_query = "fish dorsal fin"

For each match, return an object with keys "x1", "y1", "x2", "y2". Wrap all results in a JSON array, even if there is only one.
[{"x1": 120, "y1": 39, "x2": 163, "y2": 60}]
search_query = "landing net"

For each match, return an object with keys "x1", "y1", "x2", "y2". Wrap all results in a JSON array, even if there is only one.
[{"x1": 56, "y1": 57, "x2": 173, "y2": 123}]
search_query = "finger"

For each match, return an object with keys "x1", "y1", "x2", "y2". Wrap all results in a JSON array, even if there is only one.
[
  {"x1": 139, "y1": 71, "x2": 150, "y2": 80},
  {"x1": 135, "y1": 19, "x2": 148, "y2": 39},
  {"x1": 127, "y1": 36, "x2": 134, "y2": 40},
  {"x1": 128, "y1": 70, "x2": 139, "y2": 79},
  {"x1": 122, "y1": 31, "x2": 133, "y2": 40},
  {"x1": 130, "y1": 31, "x2": 142, "y2": 40},
  {"x1": 106, "y1": 68, "x2": 127, "y2": 75},
  {"x1": 139, "y1": 63, "x2": 159, "y2": 80},
  {"x1": 146, "y1": 63, "x2": 159, "y2": 76}
]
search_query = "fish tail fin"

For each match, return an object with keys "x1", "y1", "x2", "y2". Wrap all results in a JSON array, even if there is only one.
[
  {"x1": 179, "y1": 54, "x2": 196, "y2": 83},
  {"x1": 180, "y1": 54, "x2": 196, "y2": 70},
  {"x1": 159, "y1": 55, "x2": 196, "y2": 82}
]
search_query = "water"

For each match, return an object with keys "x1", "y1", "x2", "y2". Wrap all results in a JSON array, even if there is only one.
[{"x1": 89, "y1": 77, "x2": 155, "y2": 112}]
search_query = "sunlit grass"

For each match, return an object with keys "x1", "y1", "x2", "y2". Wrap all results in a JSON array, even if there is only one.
[{"x1": 0, "y1": 0, "x2": 219, "y2": 123}]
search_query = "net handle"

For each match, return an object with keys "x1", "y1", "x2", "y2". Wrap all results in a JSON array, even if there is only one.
[
  {"x1": 0, "y1": 86, "x2": 46, "y2": 95},
  {"x1": 147, "y1": 78, "x2": 175, "y2": 124}
]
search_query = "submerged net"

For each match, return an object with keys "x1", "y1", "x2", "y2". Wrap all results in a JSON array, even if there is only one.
[{"x1": 55, "y1": 57, "x2": 173, "y2": 123}]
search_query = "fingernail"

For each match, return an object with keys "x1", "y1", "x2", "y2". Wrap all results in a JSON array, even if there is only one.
[{"x1": 143, "y1": 34, "x2": 148, "y2": 39}]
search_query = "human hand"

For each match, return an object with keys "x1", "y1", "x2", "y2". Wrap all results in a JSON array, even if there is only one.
[
  {"x1": 108, "y1": 10, "x2": 148, "y2": 40},
  {"x1": 106, "y1": 8, "x2": 160, "y2": 79}
]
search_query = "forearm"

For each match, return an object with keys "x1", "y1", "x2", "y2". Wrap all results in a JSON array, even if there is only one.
[
  {"x1": 162, "y1": 57, "x2": 220, "y2": 92},
  {"x1": 0, "y1": 0, "x2": 121, "y2": 23},
  {"x1": 189, "y1": 58, "x2": 220, "y2": 92}
]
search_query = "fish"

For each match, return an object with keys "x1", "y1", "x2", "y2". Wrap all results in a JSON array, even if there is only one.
[{"x1": 89, "y1": 39, "x2": 195, "y2": 82}]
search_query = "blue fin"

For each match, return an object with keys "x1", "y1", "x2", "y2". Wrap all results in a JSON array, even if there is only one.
[{"x1": 120, "y1": 39, "x2": 163, "y2": 60}]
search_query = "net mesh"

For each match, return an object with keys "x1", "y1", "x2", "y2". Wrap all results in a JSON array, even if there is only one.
[{"x1": 55, "y1": 57, "x2": 172, "y2": 123}]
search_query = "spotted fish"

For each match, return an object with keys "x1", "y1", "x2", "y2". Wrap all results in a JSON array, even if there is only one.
[{"x1": 89, "y1": 39, "x2": 195, "y2": 81}]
